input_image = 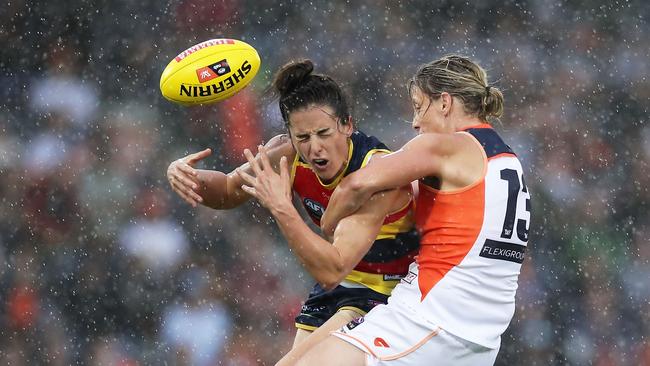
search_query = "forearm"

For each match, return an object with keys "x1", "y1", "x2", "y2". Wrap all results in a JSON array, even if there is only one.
[
  {"x1": 270, "y1": 203, "x2": 346, "y2": 289},
  {"x1": 196, "y1": 169, "x2": 248, "y2": 209},
  {"x1": 322, "y1": 140, "x2": 437, "y2": 234},
  {"x1": 321, "y1": 176, "x2": 373, "y2": 236}
]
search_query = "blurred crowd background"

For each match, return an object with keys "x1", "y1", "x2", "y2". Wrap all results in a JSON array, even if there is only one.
[{"x1": 1, "y1": 0, "x2": 648, "y2": 365}]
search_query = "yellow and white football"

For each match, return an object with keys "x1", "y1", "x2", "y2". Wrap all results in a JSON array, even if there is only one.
[{"x1": 159, "y1": 38, "x2": 261, "y2": 105}]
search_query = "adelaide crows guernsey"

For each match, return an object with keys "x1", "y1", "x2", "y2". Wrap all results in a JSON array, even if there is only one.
[{"x1": 291, "y1": 131, "x2": 419, "y2": 295}]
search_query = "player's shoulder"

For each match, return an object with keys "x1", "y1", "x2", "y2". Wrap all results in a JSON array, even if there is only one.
[
  {"x1": 265, "y1": 133, "x2": 291, "y2": 148},
  {"x1": 350, "y1": 131, "x2": 391, "y2": 169},
  {"x1": 352, "y1": 131, "x2": 389, "y2": 150},
  {"x1": 265, "y1": 134, "x2": 297, "y2": 162},
  {"x1": 266, "y1": 134, "x2": 294, "y2": 152},
  {"x1": 459, "y1": 124, "x2": 515, "y2": 158}
]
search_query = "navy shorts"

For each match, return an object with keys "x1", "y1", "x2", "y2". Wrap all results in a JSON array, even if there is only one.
[{"x1": 295, "y1": 284, "x2": 389, "y2": 330}]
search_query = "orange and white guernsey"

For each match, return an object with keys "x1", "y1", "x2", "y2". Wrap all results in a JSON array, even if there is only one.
[
  {"x1": 291, "y1": 131, "x2": 419, "y2": 296},
  {"x1": 389, "y1": 124, "x2": 531, "y2": 349}
]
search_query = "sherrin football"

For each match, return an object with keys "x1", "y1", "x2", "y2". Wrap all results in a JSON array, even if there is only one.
[{"x1": 160, "y1": 38, "x2": 261, "y2": 105}]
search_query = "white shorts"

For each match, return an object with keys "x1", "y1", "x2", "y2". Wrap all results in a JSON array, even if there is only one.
[{"x1": 331, "y1": 302, "x2": 499, "y2": 366}]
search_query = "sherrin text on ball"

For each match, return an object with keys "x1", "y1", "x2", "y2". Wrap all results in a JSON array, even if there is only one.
[{"x1": 159, "y1": 38, "x2": 261, "y2": 105}]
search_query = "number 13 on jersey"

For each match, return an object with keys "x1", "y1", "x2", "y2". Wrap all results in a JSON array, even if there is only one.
[
  {"x1": 499, "y1": 168, "x2": 530, "y2": 243},
  {"x1": 479, "y1": 167, "x2": 530, "y2": 265}
]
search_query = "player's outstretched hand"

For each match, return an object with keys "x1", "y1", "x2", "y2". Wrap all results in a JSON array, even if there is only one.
[
  {"x1": 237, "y1": 145, "x2": 292, "y2": 215},
  {"x1": 167, "y1": 148, "x2": 211, "y2": 207}
]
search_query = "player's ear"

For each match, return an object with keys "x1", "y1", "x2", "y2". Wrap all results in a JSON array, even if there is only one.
[
  {"x1": 440, "y1": 92, "x2": 452, "y2": 116},
  {"x1": 341, "y1": 116, "x2": 354, "y2": 137}
]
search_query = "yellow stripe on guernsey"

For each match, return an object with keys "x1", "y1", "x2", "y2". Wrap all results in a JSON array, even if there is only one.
[
  {"x1": 376, "y1": 200, "x2": 413, "y2": 239},
  {"x1": 295, "y1": 323, "x2": 318, "y2": 331},
  {"x1": 344, "y1": 271, "x2": 395, "y2": 295},
  {"x1": 341, "y1": 148, "x2": 415, "y2": 296},
  {"x1": 337, "y1": 306, "x2": 367, "y2": 316},
  {"x1": 360, "y1": 148, "x2": 391, "y2": 167}
]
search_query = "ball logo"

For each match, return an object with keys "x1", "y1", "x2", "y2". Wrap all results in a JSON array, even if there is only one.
[
  {"x1": 195, "y1": 59, "x2": 231, "y2": 83},
  {"x1": 303, "y1": 198, "x2": 325, "y2": 219}
]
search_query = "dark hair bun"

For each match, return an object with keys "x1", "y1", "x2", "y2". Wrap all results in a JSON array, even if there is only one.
[
  {"x1": 268, "y1": 59, "x2": 350, "y2": 124},
  {"x1": 272, "y1": 59, "x2": 314, "y2": 97}
]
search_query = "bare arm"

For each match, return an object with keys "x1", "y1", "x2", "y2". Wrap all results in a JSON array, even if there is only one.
[
  {"x1": 238, "y1": 146, "x2": 411, "y2": 290},
  {"x1": 166, "y1": 134, "x2": 295, "y2": 209},
  {"x1": 321, "y1": 132, "x2": 479, "y2": 235}
]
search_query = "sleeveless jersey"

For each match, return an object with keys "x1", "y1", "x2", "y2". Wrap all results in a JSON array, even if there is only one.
[
  {"x1": 291, "y1": 131, "x2": 419, "y2": 295},
  {"x1": 389, "y1": 124, "x2": 531, "y2": 349}
]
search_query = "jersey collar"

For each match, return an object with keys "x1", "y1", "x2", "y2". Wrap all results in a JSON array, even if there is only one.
[{"x1": 457, "y1": 123, "x2": 492, "y2": 131}]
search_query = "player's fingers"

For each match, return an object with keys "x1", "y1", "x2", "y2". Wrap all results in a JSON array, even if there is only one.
[
  {"x1": 170, "y1": 181, "x2": 199, "y2": 207},
  {"x1": 240, "y1": 184, "x2": 257, "y2": 197},
  {"x1": 244, "y1": 149, "x2": 263, "y2": 176},
  {"x1": 279, "y1": 156, "x2": 289, "y2": 184},
  {"x1": 186, "y1": 148, "x2": 212, "y2": 165},
  {"x1": 169, "y1": 177, "x2": 192, "y2": 196},
  {"x1": 176, "y1": 161, "x2": 199, "y2": 177},
  {"x1": 259, "y1": 145, "x2": 272, "y2": 172},
  {"x1": 182, "y1": 182, "x2": 204, "y2": 203},
  {"x1": 172, "y1": 170, "x2": 200, "y2": 190},
  {"x1": 236, "y1": 167, "x2": 257, "y2": 186},
  {"x1": 170, "y1": 175, "x2": 202, "y2": 199}
]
